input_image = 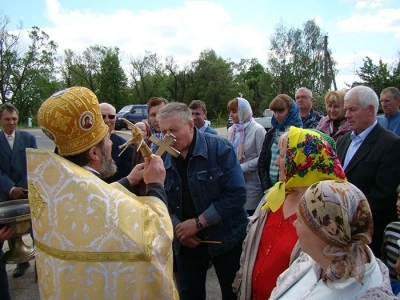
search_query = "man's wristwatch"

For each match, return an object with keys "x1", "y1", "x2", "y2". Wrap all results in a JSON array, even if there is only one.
[{"x1": 195, "y1": 217, "x2": 203, "y2": 230}]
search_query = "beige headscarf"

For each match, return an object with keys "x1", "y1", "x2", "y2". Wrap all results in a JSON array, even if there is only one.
[{"x1": 299, "y1": 180, "x2": 373, "y2": 283}]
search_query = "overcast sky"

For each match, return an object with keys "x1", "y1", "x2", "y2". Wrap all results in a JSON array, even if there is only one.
[{"x1": 3, "y1": 0, "x2": 400, "y2": 90}]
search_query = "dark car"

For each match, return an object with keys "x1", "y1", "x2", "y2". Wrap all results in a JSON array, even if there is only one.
[
  {"x1": 227, "y1": 117, "x2": 233, "y2": 130},
  {"x1": 115, "y1": 104, "x2": 148, "y2": 130}
]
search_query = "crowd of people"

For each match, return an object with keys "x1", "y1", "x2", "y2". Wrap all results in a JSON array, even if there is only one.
[{"x1": 1, "y1": 85, "x2": 400, "y2": 299}]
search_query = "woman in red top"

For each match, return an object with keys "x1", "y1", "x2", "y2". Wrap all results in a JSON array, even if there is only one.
[{"x1": 233, "y1": 126, "x2": 346, "y2": 299}]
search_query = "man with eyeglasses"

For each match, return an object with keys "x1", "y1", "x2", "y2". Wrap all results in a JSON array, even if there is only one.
[{"x1": 99, "y1": 103, "x2": 134, "y2": 183}]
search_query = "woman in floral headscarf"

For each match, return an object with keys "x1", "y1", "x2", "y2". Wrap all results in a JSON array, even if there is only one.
[
  {"x1": 227, "y1": 97, "x2": 266, "y2": 216},
  {"x1": 270, "y1": 180, "x2": 397, "y2": 299},
  {"x1": 233, "y1": 126, "x2": 346, "y2": 300}
]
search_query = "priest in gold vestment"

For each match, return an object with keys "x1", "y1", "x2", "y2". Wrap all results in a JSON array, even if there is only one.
[{"x1": 28, "y1": 86, "x2": 178, "y2": 299}]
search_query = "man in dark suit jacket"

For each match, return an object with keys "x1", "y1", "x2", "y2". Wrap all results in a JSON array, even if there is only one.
[
  {"x1": 336, "y1": 86, "x2": 400, "y2": 257},
  {"x1": 99, "y1": 103, "x2": 134, "y2": 184},
  {"x1": 0, "y1": 103, "x2": 37, "y2": 294}
]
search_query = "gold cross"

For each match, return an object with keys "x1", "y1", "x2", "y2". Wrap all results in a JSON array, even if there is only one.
[{"x1": 149, "y1": 134, "x2": 180, "y2": 157}]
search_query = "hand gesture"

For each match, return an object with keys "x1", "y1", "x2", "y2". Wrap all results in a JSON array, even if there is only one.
[{"x1": 10, "y1": 187, "x2": 28, "y2": 200}]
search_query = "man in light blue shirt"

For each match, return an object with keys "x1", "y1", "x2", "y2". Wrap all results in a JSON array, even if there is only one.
[
  {"x1": 188, "y1": 100, "x2": 217, "y2": 135},
  {"x1": 377, "y1": 87, "x2": 400, "y2": 136},
  {"x1": 336, "y1": 85, "x2": 400, "y2": 257}
]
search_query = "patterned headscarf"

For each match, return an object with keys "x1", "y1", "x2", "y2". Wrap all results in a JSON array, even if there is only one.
[
  {"x1": 271, "y1": 99, "x2": 303, "y2": 132},
  {"x1": 263, "y1": 126, "x2": 346, "y2": 211},
  {"x1": 299, "y1": 180, "x2": 373, "y2": 283},
  {"x1": 228, "y1": 98, "x2": 253, "y2": 162}
]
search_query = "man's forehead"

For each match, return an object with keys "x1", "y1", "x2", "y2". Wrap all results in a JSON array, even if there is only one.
[
  {"x1": 296, "y1": 91, "x2": 309, "y2": 98},
  {"x1": 1, "y1": 110, "x2": 18, "y2": 117},
  {"x1": 100, "y1": 104, "x2": 115, "y2": 113},
  {"x1": 191, "y1": 109, "x2": 204, "y2": 114},
  {"x1": 344, "y1": 98, "x2": 361, "y2": 108},
  {"x1": 380, "y1": 91, "x2": 394, "y2": 100}
]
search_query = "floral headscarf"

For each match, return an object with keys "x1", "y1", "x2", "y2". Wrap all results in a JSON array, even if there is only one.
[
  {"x1": 263, "y1": 126, "x2": 346, "y2": 211},
  {"x1": 299, "y1": 180, "x2": 373, "y2": 283},
  {"x1": 228, "y1": 98, "x2": 253, "y2": 162}
]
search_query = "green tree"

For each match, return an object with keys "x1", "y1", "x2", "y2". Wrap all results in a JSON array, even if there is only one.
[
  {"x1": 234, "y1": 58, "x2": 274, "y2": 116},
  {"x1": 59, "y1": 45, "x2": 106, "y2": 92},
  {"x1": 96, "y1": 47, "x2": 129, "y2": 110},
  {"x1": 165, "y1": 55, "x2": 189, "y2": 102},
  {"x1": 0, "y1": 13, "x2": 59, "y2": 121},
  {"x1": 186, "y1": 49, "x2": 239, "y2": 119},
  {"x1": 355, "y1": 55, "x2": 400, "y2": 94},
  {"x1": 267, "y1": 19, "x2": 337, "y2": 98},
  {"x1": 128, "y1": 51, "x2": 169, "y2": 103}
]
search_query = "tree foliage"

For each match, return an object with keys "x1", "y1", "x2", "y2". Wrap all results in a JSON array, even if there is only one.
[
  {"x1": 355, "y1": 55, "x2": 400, "y2": 94},
  {"x1": 128, "y1": 51, "x2": 168, "y2": 103},
  {"x1": 267, "y1": 19, "x2": 337, "y2": 99},
  {"x1": 96, "y1": 47, "x2": 129, "y2": 110},
  {"x1": 0, "y1": 13, "x2": 59, "y2": 122}
]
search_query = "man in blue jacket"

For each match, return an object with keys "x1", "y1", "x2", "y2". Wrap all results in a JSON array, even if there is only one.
[
  {"x1": 377, "y1": 87, "x2": 400, "y2": 136},
  {"x1": 157, "y1": 102, "x2": 248, "y2": 300}
]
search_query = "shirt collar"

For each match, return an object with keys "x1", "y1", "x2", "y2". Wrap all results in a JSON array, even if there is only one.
[
  {"x1": 3, "y1": 130, "x2": 15, "y2": 138},
  {"x1": 350, "y1": 120, "x2": 377, "y2": 142},
  {"x1": 83, "y1": 165, "x2": 100, "y2": 176},
  {"x1": 198, "y1": 122, "x2": 208, "y2": 132}
]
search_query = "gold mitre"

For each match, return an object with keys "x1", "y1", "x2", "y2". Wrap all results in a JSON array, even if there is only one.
[{"x1": 37, "y1": 86, "x2": 108, "y2": 156}]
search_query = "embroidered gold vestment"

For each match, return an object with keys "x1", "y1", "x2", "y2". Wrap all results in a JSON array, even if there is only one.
[{"x1": 27, "y1": 149, "x2": 177, "y2": 299}]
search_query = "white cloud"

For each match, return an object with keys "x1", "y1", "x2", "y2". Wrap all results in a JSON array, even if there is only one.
[
  {"x1": 41, "y1": 0, "x2": 269, "y2": 66},
  {"x1": 355, "y1": 0, "x2": 383, "y2": 9},
  {"x1": 339, "y1": 0, "x2": 383, "y2": 9},
  {"x1": 336, "y1": 8, "x2": 400, "y2": 37}
]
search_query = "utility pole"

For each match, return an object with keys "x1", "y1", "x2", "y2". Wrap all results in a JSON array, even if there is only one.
[{"x1": 324, "y1": 35, "x2": 328, "y2": 91}]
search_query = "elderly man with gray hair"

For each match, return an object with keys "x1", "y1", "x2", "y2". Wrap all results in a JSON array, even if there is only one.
[
  {"x1": 336, "y1": 85, "x2": 400, "y2": 257},
  {"x1": 157, "y1": 102, "x2": 248, "y2": 300},
  {"x1": 295, "y1": 87, "x2": 323, "y2": 128}
]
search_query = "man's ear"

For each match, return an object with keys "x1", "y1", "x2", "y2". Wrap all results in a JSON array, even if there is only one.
[
  {"x1": 189, "y1": 119, "x2": 195, "y2": 130},
  {"x1": 367, "y1": 105, "x2": 375, "y2": 116},
  {"x1": 88, "y1": 146, "x2": 101, "y2": 162}
]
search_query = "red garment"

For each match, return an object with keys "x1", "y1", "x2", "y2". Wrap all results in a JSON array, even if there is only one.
[{"x1": 251, "y1": 206, "x2": 298, "y2": 299}]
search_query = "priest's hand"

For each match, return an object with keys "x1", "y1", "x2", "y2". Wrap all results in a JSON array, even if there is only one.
[
  {"x1": 143, "y1": 155, "x2": 165, "y2": 185},
  {"x1": 0, "y1": 226, "x2": 13, "y2": 242},
  {"x1": 10, "y1": 187, "x2": 28, "y2": 200},
  {"x1": 126, "y1": 163, "x2": 144, "y2": 186}
]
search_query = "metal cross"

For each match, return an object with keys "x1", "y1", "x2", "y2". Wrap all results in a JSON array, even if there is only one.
[{"x1": 149, "y1": 134, "x2": 180, "y2": 157}]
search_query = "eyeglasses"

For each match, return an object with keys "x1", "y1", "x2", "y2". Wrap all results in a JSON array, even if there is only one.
[{"x1": 102, "y1": 114, "x2": 116, "y2": 120}]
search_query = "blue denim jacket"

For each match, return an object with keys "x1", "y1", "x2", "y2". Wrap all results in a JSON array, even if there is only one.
[{"x1": 163, "y1": 129, "x2": 248, "y2": 257}]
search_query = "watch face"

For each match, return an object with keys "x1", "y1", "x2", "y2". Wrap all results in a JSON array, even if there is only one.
[{"x1": 196, "y1": 222, "x2": 203, "y2": 229}]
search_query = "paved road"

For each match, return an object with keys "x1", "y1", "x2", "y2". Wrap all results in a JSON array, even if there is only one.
[{"x1": 7, "y1": 126, "x2": 228, "y2": 299}]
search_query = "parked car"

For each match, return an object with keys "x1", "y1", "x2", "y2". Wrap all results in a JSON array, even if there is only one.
[
  {"x1": 254, "y1": 109, "x2": 273, "y2": 129},
  {"x1": 115, "y1": 104, "x2": 148, "y2": 130}
]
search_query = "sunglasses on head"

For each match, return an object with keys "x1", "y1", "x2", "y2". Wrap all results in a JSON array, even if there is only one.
[{"x1": 102, "y1": 114, "x2": 116, "y2": 120}]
